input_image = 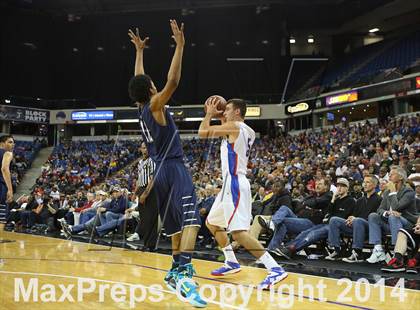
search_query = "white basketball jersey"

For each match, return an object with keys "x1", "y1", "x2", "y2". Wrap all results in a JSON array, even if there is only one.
[{"x1": 220, "y1": 121, "x2": 255, "y2": 178}]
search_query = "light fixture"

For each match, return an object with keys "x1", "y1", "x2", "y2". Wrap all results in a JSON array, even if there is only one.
[
  {"x1": 97, "y1": 46, "x2": 104, "y2": 51},
  {"x1": 235, "y1": 41, "x2": 241, "y2": 46},
  {"x1": 307, "y1": 35, "x2": 314, "y2": 43},
  {"x1": 289, "y1": 38, "x2": 296, "y2": 44},
  {"x1": 262, "y1": 40, "x2": 269, "y2": 45},
  {"x1": 369, "y1": 28, "x2": 380, "y2": 33},
  {"x1": 5, "y1": 99, "x2": 10, "y2": 104},
  {"x1": 208, "y1": 42, "x2": 215, "y2": 46}
]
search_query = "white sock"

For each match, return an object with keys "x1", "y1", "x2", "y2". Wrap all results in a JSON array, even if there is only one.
[
  {"x1": 222, "y1": 244, "x2": 239, "y2": 264},
  {"x1": 259, "y1": 252, "x2": 280, "y2": 270},
  {"x1": 374, "y1": 245, "x2": 383, "y2": 252}
]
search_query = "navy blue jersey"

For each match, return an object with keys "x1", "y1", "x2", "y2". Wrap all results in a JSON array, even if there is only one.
[
  {"x1": 0, "y1": 149, "x2": 8, "y2": 185},
  {"x1": 138, "y1": 103, "x2": 184, "y2": 163}
]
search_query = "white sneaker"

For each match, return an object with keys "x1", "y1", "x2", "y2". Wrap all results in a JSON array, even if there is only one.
[
  {"x1": 127, "y1": 233, "x2": 140, "y2": 241},
  {"x1": 367, "y1": 249, "x2": 386, "y2": 264}
]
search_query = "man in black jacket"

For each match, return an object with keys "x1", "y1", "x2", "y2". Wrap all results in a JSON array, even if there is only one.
[
  {"x1": 266, "y1": 178, "x2": 332, "y2": 252},
  {"x1": 326, "y1": 175, "x2": 382, "y2": 262},
  {"x1": 273, "y1": 178, "x2": 356, "y2": 259}
]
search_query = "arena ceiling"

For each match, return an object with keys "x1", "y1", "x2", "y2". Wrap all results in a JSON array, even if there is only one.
[{"x1": 3, "y1": 0, "x2": 393, "y2": 28}]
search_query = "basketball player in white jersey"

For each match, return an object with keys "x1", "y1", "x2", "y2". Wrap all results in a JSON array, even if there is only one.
[{"x1": 198, "y1": 98, "x2": 287, "y2": 289}]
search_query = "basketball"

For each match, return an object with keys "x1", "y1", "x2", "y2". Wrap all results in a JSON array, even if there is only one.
[{"x1": 204, "y1": 95, "x2": 227, "y2": 114}]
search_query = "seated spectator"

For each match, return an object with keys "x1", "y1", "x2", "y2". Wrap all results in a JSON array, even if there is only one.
[
  {"x1": 367, "y1": 166, "x2": 417, "y2": 263},
  {"x1": 98, "y1": 187, "x2": 127, "y2": 225},
  {"x1": 243, "y1": 181, "x2": 292, "y2": 244},
  {"x1": 50, "y1": 186, "x2": 60, "y2": 200},
  {"x1": 382, "y1": 215, "x2": 420, "y2": 273},
  {"x1": 197, "y1": 185, "x2": 216, "y2": 248},
  {"x1": 265, "y1": 178, "x2": 332, "y2": 252},
  {"x1": 78, "y1": 191, "x2": 109, "y2": 225},
  {"x1": 272, "y1": 178, "x2": 355, "y2": 259},
  {"x1": 326, "y1": 175, "x2": 382, "y2": 262}
]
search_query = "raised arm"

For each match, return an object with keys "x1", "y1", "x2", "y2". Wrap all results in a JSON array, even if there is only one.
[
  {"x1": 198, "y1": 98, "x2": 239, "y2": 139},
  {"x1": 1, "y1": 151, "x2": 14, "y2": 202},
  {"x1": 150, "y1": 19, "x2": 185, "y2": 111},
  {"x1": 128, "y1": 27, "x2": 149, "y2": 76}
]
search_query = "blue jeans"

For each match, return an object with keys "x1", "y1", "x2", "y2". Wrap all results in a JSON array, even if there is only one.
[
  {"x1": 72, "y1": 215, "x2": 98, "y2": 234},
  {"x1": 368, "y1": 213, "x2": 410, "y2": 245},
  {"x1": 287, "y1": 224, "x2": 329, "y2": 251},
  {"x1": 328, "y1": 217, "x2": 368, "y2": 249},
  {"x1": 96, "y1": 214, "x2": 125, "y2": 237},
  {"x1": 268, "y1": 206, "x2": 314, "y2": 250},
  {"x1": 80, "y1": 209, "x2": 96, "y2": 224},
  {"x1": 99, "y1": 211, "x2": 121, "y2": 225}
]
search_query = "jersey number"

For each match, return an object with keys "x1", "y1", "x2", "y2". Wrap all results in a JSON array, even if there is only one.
[{"x1": 245, "y1": 138, "x2": 252, "y2": 157}]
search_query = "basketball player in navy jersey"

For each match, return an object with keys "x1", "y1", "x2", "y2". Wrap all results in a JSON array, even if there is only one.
[
  {"x1": 128, "y1": 21, "x2": 206, "y2": 307},
  {"x1": 0, "y1": 135, "x2": 15, "y2": 223},
  {"x1": 198, "y1": 99, "x2": 287, "y2": 290}
]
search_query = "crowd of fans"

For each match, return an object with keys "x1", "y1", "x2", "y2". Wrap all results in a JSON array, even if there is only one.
[
  {"x1": 34, "y1": 140, "x2": 140, "y2": 194},
  {"x1": 10, "y1": 139, "x2": 45, "y2": 190},
  {"x1": 3, "y1": 113, "x2": 420, "y2": 273}
]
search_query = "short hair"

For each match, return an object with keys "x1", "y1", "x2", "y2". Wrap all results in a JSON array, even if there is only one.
[
  {"x1": 128, "y1": 74, "x2": 153, "y2": 104},
  {"x1": 0, "y1": 135, "x2": 14, "y2": 143},
  {"x1": 390, "y1": 165, "x2": 407, "y2": 182},
  {"x1": 227, "y1": 98, "x2": 247, "y2": 118},
  {"x1": 273, "y1": 180, "x2": 285, "y2": 190},
  {"x1": 319, "y1": 177, "x2": 331, "y2": 189},
  {"x1": 364, "y1": 174, "x2": 378, "y2": 186}
]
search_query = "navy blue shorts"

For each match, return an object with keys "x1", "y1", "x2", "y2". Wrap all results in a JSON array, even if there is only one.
[
  {"x1": 0, "y1": 183, "x2": 8, "y2": 221},
  {"x1": 154, "y1": 160, "x2": 201, "y2": 236}
]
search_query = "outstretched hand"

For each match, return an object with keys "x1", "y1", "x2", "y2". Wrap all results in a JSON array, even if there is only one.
[
  {"x1": 170, "y1": 19, "x2": 185, "y2": 47},
  {"x1": 128, "y1": 27, "x2": 149, "y2": 51}
]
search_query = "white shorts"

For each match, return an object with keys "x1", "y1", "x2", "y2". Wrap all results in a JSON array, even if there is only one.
[{"x1": 206, "y1": 174, "x2": 252, "y2": 233}]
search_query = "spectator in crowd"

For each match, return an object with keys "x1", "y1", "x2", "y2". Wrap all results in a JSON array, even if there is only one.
[
  {"x1": 326, "y1": 175, "x2": 382, "y2": 262},
  {"x1": 98, "y1": 187, "x2": 128, "y2": 225},
  {"x1": 244, "y1": 181, "x2": 292, "y2": 244},
  {"x1": 196, "y1": 185, "x2": 216, "y2": 248},
  {"x1": 367, "y1": 166, "x2": 417, "y2": 263},
  {"x1": 265, "y1": 178, "x2": 332, "y2": 252},
  {"x1": 272, "y1": 178, "x2": 356, "y2": 259}
]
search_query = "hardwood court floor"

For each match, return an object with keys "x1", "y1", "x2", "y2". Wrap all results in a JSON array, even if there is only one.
[{"x1": 0, "y1": 229, "x2": 419, "y2": 309}]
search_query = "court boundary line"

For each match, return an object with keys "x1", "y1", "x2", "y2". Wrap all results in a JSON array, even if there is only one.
[
  {"x1": 2, "y1": 232, "x2": 418, "y2": 308},
  {"x1": 3, "y1": 232, "x2": 419, "y2": 294},
  {"x1": 0, "y1": 270, "x2": 242, "y2": 310},
  {"x1": 1, "y1": 256, "x2": 377, "y2": 310}
]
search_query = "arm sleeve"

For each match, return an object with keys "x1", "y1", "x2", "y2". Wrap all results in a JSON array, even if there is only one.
[{"x1": 388, "y1": 190, "x2": 415, "y2": 212}]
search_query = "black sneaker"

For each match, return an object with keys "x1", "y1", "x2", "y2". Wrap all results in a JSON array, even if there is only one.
[
  {"x1": 381, "y1": 258, "x2": 405, "y2": 272},
  {"x1": 60, "y1": 220, "x2": 72, "y2": 239},
  {"x1": 258, "y1": 216, "x2": 272, "y2": 232},
  {"x1": 276, "y1": 245, "x2": 293, "y2": 260},
  {"x1": 342, "y1": 250, "x2": 364, "y2": 263},
  {"x1": 325, "y1": 250, "x2": 341, "y2": 261}
]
